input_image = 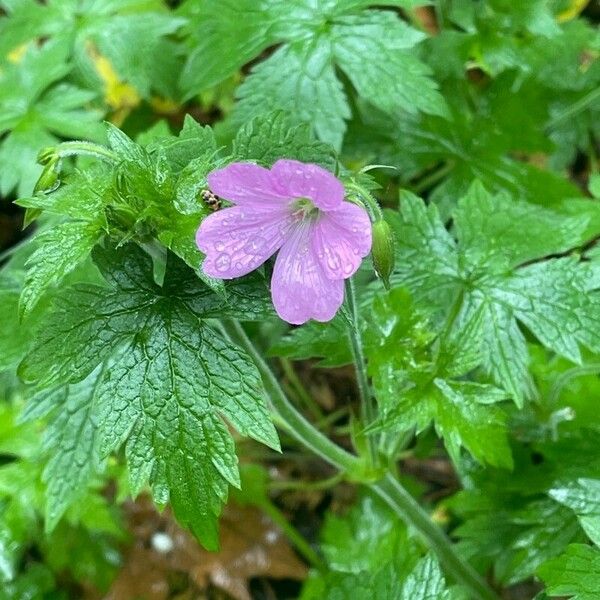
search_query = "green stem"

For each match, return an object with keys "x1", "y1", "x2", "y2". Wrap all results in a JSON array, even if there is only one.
[
  {"x1": 270, "y1": 472, "x2": 344, "y2": 492},
  {"x1": 223, "y1": 321, "x2": 360, "y2": 473},
  {"x1": 345, "y1": 279, "x2": 377, "y2": 464},
  {"x1": 280, "y1": 358, "x2": 324, "y2": 421},
  {"x1": 261, "y1": 501, "x2": 325, "y2": 569},
  {"x1": 50, "y1": 141, "x2": 119, "y2": 164},
  {"x1": 221, "y1": 321, "x2": 500, "y2": 600},
  {"x1": 346, "y1": 181, "x2": 384, "y2": 221},
  {"x1": 372, "y1": 474, "x2": 499, "y2": 600},
  {"x1": 547, "y1": 86, "x2": 600, "y2": 129},
  {"x1": 548, "y1": 363, "x2": 600, "y2": 405}
]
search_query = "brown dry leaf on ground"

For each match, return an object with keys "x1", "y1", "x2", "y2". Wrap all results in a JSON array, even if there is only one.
[{"x1": 105, "y1": 498, "x2": 306, "y2": 600}]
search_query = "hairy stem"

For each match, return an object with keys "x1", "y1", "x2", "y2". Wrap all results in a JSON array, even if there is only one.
[
  {"x1": 372, "y1": 474, "x2": 499, "y2": 600},
  {"x1": 221, "y1": 320, "x2": 500, "y2": 600},
  {"x1": 345, "y1": 279, "x2": 378, "y2": 464},
  {"x1": 50, "y1": 141, "x2": 119, "y2": 163},
  {"x1": 223, "y1": 320, "x2": 360, "y2": 473}
]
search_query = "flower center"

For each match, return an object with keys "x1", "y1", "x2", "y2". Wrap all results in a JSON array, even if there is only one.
[{"x1": 291, "y1": 197, "x2": 319, "y2": 221}]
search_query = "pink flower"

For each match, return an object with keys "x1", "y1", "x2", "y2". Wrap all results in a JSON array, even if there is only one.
[{"x1": 196, "y1": 160, "x2": 372, "y2": 324}]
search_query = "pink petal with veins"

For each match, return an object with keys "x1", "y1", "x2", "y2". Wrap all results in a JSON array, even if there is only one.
[
  {"x1": 271, "y1": 223, "x2": 344, "y2": 324},
  {"x1": 197, "y1": 205, "x2": 293, "y2": 279},
  {"x1": 312, "y1": 201, "x2": 372, "y2": 280},
  {"x1": 271, "y1": 159, "x2": 344, "y2": 211}
]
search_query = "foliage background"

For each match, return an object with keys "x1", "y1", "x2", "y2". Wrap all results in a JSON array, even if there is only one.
[{"x1": 0, "y1": 0, "x2": 599, "y2": 599}]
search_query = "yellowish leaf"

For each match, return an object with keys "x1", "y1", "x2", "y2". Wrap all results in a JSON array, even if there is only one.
[
  {"x1": 87, "y1": 42, "x2": 140, "y2": 125},
  {"x1": 557, "y1": 0, "x2": 590, "y2": 22}
]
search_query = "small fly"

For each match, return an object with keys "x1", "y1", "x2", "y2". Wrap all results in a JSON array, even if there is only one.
[{"x1": 201, "y1": 189, "x2": 222, "y2": 211}]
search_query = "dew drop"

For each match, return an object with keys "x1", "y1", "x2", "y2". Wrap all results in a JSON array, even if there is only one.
[
  {"x1": 326, "y1": 251, "x2": 341, "y2": 272},
  {"x1": 215, "y1": 253, "x2": 231, "y2": 272},
  {"x1": 243, "y1": 237, "x2": 267, "y2": 254},
  {"x1": 215, "y1": 241, "x2": 225, "y2": 251}
]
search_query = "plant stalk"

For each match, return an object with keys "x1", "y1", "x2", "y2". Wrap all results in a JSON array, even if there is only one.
[
  {"x1": 50, "y1": 141, "x2": 119, "y2": 163},
  {"x1": 345, "y1": 279, "x2": 378, "y2": 464},
  {"x1": 221, "y1": 320, "x2": 500, "y2": 600}
]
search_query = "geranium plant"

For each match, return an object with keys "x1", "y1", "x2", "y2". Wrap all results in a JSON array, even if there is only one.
[{"x1": 1, "y1": 1, "x2": 600, "y2": 599}]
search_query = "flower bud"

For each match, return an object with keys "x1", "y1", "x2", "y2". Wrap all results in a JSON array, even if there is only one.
[
  {"x1": 37, "y1": 147, "x2": 59, "y2": 166},
  {"x1": 33, "y1": 159, "x2": 60, "y2": 194},
  {"x1": 371, "y1": 219, "x2": 395, "y2": 289}
]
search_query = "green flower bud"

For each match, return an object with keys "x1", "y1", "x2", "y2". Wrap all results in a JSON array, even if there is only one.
[
  {"x1": 37, "y1": 146, "x2": 59, "y2": 166},
  {"x1": 33, "y1": 159, "x2": 60, "y2": 194},
  {"x1": 371, "y1": 219, "x2": 395, "y2": 289}
]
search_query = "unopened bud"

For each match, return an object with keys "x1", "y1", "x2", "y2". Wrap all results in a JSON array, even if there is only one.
[
  {"x1": 33, "y1": 159, "x2": 60, "y2": 194},
  {"x1": 371, "y1": 219, "x2": 395, "y2": 289},
  {"x1": 37, "y1": 147, "x2": 59, "y2": 166}
]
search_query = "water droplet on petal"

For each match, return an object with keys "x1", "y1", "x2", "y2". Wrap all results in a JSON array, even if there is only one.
[
  {"x1": 326, "y1": 251, "x2": 341, "y2": 272},
  {"x1": 243, "y1": 237, "x2": 267, "y2": 254},
  {"x1": 215, "y1": 253, "x2": 231, "y2": 272},
  {"x1": 215, "y1": 241, "x2": 225, "y2": 251}
]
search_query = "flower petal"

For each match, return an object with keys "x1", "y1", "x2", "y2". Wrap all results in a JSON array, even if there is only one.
[
  {"x1": 312, "y1": 201, "x2": 373, "y2": 280},
  {"x1": 271, "y1": 159, "x2": 344, "y2": 211},
  {"x1": 207, "y1": 163, "x2": 291, "y2": 207},
  {"x1": 196, "y1": 205, "x2": 293, "y2": 279},
  {"x1": 271, "y1": 223, "x2": 344, "y2": 324}
]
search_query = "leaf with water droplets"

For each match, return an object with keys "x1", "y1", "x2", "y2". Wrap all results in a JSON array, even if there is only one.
[{"x1": 20, "y1": 244, "x2": 279, "y2": 549}]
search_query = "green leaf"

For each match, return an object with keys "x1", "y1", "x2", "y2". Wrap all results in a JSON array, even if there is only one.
[
  {"x1": 454, "y1": 494, "x2": 580, "y2": 585},
  {"x1": 20, "y1": 367, "x2": 108, "y2": 533},
  {"x1": 0, "y1": 273, "x2": 31, "y2": 371},
  {"x1": 550, "y1": 479, "x2": 600, "y2": 546},
  {"x1": 16, "y1": 165, "x2": 112, "y2": 222},
  {"x1": 179, "y1": 0, "x2": 297, "y2": 95},
  {"x1": 213, "y1": 3, "x2": 440, "y2": 148},
  {"x1": 538, "y1": 544, "x2": 600, "y2": 600},
  {"x1": 20, "y1": 244, "x2": 278, "y2": 549},
  {"x1": 332, "y1": 11, "x2": 446, "y2": 118},
  {"x1": 158, "y1": 115, "x2": 217, "y2": 174},
  {"x1": 0, "y1": 39, "x2": 104, "y2": 196},
  {"x1": 319, "y1": 493, "x2": 411, "y2": 574},
  {"x1": 20, "y1": 221, "x2": 102, "y2": 317},
  {"x1": 365, "y1": 288, "x2": 512, "y2": 467},
  {"x1": 233, "y1": 38, "x2": 350, "y2": 150},
  {"x1": 388, "y1": 186, "x2": 600, "y2": 404},
  {"x1": 269, "y1": 314, "x2": 352, "y2": 367},
  {"x1": 301, "y1": 494, "x2": 454, "y2": 599},
  {"x1": 400, "y1": 555, "x2": 453, "y2": 600},
  {"x1": 1, "y1": 0, "x2": 185, "y2": 97},
  {"x1": 454, "y1": 181, "x2": 591, "y2": 270},
  {"x1": 357, "y1": 102, "x2": 582, "y2": 213},
  {"x1": 232, "y1": 111, "x2": 337, "y2": 170}
]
